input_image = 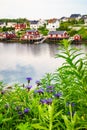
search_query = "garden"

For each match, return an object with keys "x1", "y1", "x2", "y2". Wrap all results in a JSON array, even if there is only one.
[{"x1": 0, "y1": 40, "x2": 87, "y2": 130}]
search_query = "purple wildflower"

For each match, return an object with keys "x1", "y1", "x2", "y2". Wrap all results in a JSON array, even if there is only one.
[
  {"x1": 66, "y1": 102, "x2": 75, "y2": 107},
  {"x1": 46, "y1": 98, "x2": 52, "y2": 105},
  {"x1": 55, "y1": 92, "x2": 62, "y2": 98},
  {"x1": 26, "y1": 77, "x2": 32, "y2": 84},
  {"x1": 18, "y1": 111, "x2": 23, "y2": 116},
  {"x1": 40, "y1": 99, "x2": 47, "y2": 104},
  {"x1": 35, "y1": 80, "x2": 41, "y2": 86},
  {"x1": 46, "y1": 89, "x2": 54, "y2": 93},
  {"x1": 47, "y1": 86, "x2": 54, "y2": 89},
  {"x1": 67, "y1": 111, "x2": 75, "y2": 116},
  {"x1": 25, "y1": 85, "x2": 32, "y2": 91},
  {"x1": 40, "y1": 98, "x2": 52, "y2": 105},
  {"x1": 24, "y1": 108, "x2": 30, "y2": 114},
  {"x1": 37, "y1": 88, "x2": 44, "y2": 94}
]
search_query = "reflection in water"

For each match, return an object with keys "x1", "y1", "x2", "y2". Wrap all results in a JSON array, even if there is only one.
[{"x1": 0, "y1": 42, "x2": 87, "y2": 85}]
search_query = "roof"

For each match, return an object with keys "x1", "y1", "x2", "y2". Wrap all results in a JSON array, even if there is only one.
[
  {"x1": 70, "y1": 14, "x2": 81, "y2": 18},
  {"x1": 48, "y1": 18, "x2": 58, "y2": 23},
  {"x1": 81, "y1": 15, "x2": 87, "y2": 19},
  {"x1": 30, "y1": 20, "x2": 38, "y2": 24},
  {"x1": 0, "y1": 22, "x2": 4, "y2": 25},
  {"x1": 48, "y1": 31, "x2": 66, "y2": 35},
  {"x1": 26, "y1": 30, "x2": 38, "y2": 32}
]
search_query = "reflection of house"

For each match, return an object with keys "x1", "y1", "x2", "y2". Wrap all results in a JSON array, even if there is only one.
[
  {"x1": 21, "y1": 30, "x2": 43, "y2": 41},
  {"x1": 48, "y1": 31, "x2": 69, "y2": 40},
  {"x1": 30, "y1": 21, "x2": 39, "y2": 30},
  {"x1": 15, "y1": 23, "x2": 26, "y2": 32},
  {"x1": 46, "y1": 19, "x2": 60, "y2": 31}
]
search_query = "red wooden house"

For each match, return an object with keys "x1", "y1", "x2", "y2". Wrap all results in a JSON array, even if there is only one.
[
  {"x1": 15, "y1": 23, "x2": 26, "y2": 31},
  {"x1": 48, "y1": 31, "x2": 69, "y2": 40},
  {"x1": 73, "y1": 34, "x2": 81, "y2": 41},
  {"x1": 21, "y1": 30, "x2": 43, "y2": 41},
  {"x1": 4, "y1": 32, "x2": 16, "y2": 39}
]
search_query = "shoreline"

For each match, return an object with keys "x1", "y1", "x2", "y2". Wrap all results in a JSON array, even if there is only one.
[{"x1": 0, "y1": 38, "x2": 87, "y2": 44}]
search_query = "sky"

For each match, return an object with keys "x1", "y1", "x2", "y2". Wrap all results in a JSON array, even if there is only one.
[{"x1": 0, "y1": 0, "x2": 87, "y2": 20}]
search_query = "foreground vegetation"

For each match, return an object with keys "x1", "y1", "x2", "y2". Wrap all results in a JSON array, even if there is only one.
[{"x1": 0, "y1": 40, "x2": 87, "y2": 130}]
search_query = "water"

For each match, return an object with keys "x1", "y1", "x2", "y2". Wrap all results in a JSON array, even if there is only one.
[{"x1": 0, "y1": 42, "x2": 87, "y2": 86}]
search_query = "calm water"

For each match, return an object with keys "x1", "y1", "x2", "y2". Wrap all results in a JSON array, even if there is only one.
[{"x1": 0, "y1": 42, "x2": 87, "y2": 86}]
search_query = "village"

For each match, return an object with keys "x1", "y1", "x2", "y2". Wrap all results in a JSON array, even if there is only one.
[{"x1": 0, "y1": 14, "x2": 87, "y2": 43}]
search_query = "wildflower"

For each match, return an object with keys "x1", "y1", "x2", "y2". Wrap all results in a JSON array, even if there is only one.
[
  {"x1": 47, "y1": 86, "x2": 54, "y2": 89},
  {"x1": 40, "y1": 98, "x2": 52, "y2": 105},
  {"x1": 36, "y1": 88, "x2": 44, "y2": 94},
  {"x1": 24, "y1": 108, "x2": 30, "y2": 114},
  {"x1": 18, "y1": 111, "x2": 23, "y2": 115},
  {"x1": 46, "y1": 89, "x2": 54, "y2": 93},
  {"x1": 18, "y1": 111, "x2": 24, "y2": 119},
  {"x1": 66, "y1": 102, "x2": 75, "y2": 107},
  {"x1": 46, "y1": 98, "x2": 52, "y2": 105},
  {"x1": 25, "y1": 85, "x2": 32, "y2": 91},
  {"x1": 26, "y1": 77, "x2": 32, "y2": 84},
  {"x1": 54, "y1": 92, "x2": 62, "y2": 98},
  {"x1": 35, "y1": 80, "x2": 41, "y2": 86},
  {"x1": 67, "y1": 111, "x2": 75, "y2": 117},
  {"x1": 40, "y1": 99, "x2": 47, "y2": 104}
]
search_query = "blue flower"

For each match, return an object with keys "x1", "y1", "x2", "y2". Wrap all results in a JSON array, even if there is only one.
[
  {"x1": 35, "y1": 80, "x2": 41, "y2": 86},
  {"x1": 26, "y1": 77, "x2": 32, "y2": 81},
  {"x1": 67, "y1": 111, "x2": 75, "y2": 116},
  {"x1": 54, "y1": 92, "x2": 62, "y2": 98},
  {"x1": 40, "y1": 99, "x2": 47, "y2": 104},
  {"x1": 36, "y1": 88, "x2": 44, "y2": 94},
  {"x1": 40, "y1": 98, "x2": 52, "y2": 105},
  {"x1": 18, "y1": 111, "x2": 23, "y2": 116},
  {"x1": 26, "y1": 77, "x2": 32, "y2": 84},
  {"x1": 66, "y1": 102, "x2": 75, "y2": 107},
  {"x1": 25, "y1": 85, "x2": 32, "y2": 91},
  {"x1": 24, "y1": 108, "x2": 30, "y2": 114},
  {"x1": 46, "y1": 89, "x2": 54, "y2": 93},
  {"x1": 47, "y1": 86, "x2": 54, "y2": 89},
  {"x1": 46, "y1": 98, "x2": 52, "y2": 105}
]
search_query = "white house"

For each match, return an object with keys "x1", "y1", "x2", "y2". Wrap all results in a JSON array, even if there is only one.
[
  {"x1": 46, "y1": 19, "x2": 60, "y2": 31},
  {"x1": 60, "y1": 17, "x2": 69, "y2": 22},
  {"x1": 84, "y1": 18, "x2": 87, "y2": 25},
  {"x1": 6, "y1": 22, "x2": 16, "y2": 28},
  {"x1": 70, "y1": 14, "x2": 81, "y2": 20},
  {"x1": 30, "y1": 20, "x2": 39, "y2": 30},
  {"x1": 38, "y1": 19, "x2": 47, "y2": 27},
  {"x1": 0, "y1": 22, "x2": 6, "y2": 28}
]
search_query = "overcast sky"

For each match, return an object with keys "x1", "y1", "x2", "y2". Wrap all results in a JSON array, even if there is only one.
[{"x1": 0, "y1": 0, "x2": 87, "y2": 19}]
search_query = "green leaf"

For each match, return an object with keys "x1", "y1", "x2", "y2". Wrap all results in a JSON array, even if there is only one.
[{"x1": 32, "y1": 123, "x2": 48, "y2": 130}]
